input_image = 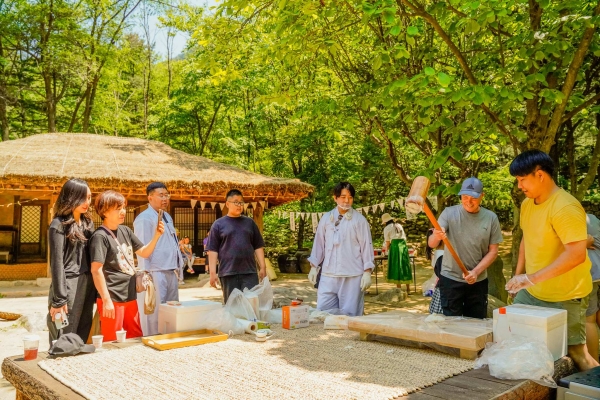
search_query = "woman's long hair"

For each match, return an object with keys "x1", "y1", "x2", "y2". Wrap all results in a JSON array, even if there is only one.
[{"x1": 53, "y1": 179, "x2": 93, "y2": 243}]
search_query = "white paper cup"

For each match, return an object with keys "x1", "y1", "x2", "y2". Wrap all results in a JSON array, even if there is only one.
[
  {"x1": 23, "y1": 335, "x2": 40, "y2": 360},
  {"x1": 92, "y1": 335, "x2": 104, "y2": 348},
  {"x1": 116, "y1": 330, "x2": 127, "y2": 343}
]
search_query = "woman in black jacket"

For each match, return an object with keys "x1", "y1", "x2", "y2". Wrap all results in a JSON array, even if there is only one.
[{"x1": 46, "y1": 179, "x2": 95, "y2": 343}]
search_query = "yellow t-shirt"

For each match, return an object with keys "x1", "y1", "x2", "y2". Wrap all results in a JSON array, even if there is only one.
[{"x1": 520, "y1": 189, "x2": 592, "y2": 302}]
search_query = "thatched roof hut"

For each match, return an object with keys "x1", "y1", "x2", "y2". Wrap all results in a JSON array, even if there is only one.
[
  {"x1": 0, "y1": 133, "x2": 313, "y2": 205},
  {"x1": 0, "y1": 134, "x2": 313, "y2": 276}
]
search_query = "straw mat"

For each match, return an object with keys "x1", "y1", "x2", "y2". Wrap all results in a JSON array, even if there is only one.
[{"x1": 38, "y1": 325, "x2": 474, "y2": 400}]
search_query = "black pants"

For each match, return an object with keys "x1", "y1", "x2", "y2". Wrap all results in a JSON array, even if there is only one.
[
  {"x1": 220, "y1": 273, "x2": 259, "y2": 304},
  {"x1": 439, "y1": 274, "x2": 488, "y2": 319},
  {"x1": 47, "y1": 272, "x2": 96, "y2": 344}
]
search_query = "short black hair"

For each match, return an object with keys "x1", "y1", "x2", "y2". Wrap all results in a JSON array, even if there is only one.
[
  {"x1": 226, "y1": 189, "x2": 243, "y2": 200},
  {"x1": 333, "y1": 182, "x2": 355, "y2": 197},
  {"x1": 146, "y1": 182, "x2": 168, "y2": 195},
  {"x1": 509, "y1": 150, "x2": 554, "y2": 177}
]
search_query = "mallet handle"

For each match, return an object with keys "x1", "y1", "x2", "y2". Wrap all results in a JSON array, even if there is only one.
[{"x1": 422, "y1": 203, "x2": 470, "y2": 276}]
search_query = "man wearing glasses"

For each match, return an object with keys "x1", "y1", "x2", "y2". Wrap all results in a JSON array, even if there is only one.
[
  {"x1": 134, "y1": 182, "x2": 183, "y2": 335},
  {"x1": 307, "y1": 182, "x2": 374, "y2": 316},
  {"x1": 206, "y1": 189, "x2": 267, "y2": 304}
]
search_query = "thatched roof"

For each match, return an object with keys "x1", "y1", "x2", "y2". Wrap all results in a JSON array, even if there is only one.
[{"x1": 0, "y1": 133, "x2": 313, "y2": 205}]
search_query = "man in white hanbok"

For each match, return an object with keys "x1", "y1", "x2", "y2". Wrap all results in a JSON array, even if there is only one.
[{"x1": 307, "y1": 182, "x2": 374, "y2": 316}]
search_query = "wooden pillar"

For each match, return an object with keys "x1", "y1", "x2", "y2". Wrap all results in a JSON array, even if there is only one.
[
  {"x1": 253, "y1": 204, "x2": 264, "y2": 233},
  {"x1": 47, "y1": 193, "x2": 57, "y2": 278}
]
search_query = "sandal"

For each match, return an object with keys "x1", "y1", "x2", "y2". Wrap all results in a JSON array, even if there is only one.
[{"x1": 187, "y1": 268, "x2": 195, "y2": 274}]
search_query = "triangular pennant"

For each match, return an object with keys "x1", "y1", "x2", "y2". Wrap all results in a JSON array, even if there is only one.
[
  {"x1": 379, "y1": 203, "x2": 385, "y2": 212},
  {"x1": 372, "y1": 204, "x2": 378, "y2": 213},
  {"x1": 244, "y1": 203, "x2": 249, "y2": 211},
  {"x1": 390, "y1": 200, "x2": 395, "y2": 209},
  {"x1": 363, "y1": 207, "x2": 369, "y2": 215},
  {"x1": 357, "y1": 208, "x2": 363, "y2": 214},
  {"x1": 219, "y1": 203, "x2": 226, "y2": 211},
  {"x1": 210, "y1": 202, "x2": 217, "y2": 209},
  {"x1": 398, "y1": 198, "x2": 404, "y2": 209},
  {"x1": 290, "y1": 212, "x2": 296, "y2": 231},
  {"x1": 318, "y1": 212, "x2": 324, "y2": 219},
  {"x1": 312, "y1": 213, "x2": 318, "y2": 233},
  {"x1": 190, "y1": 200, "x2": 197, "y2": 209},
  {"x1": 200, "y1": 201, "x2": 206, "y2": 210},
  {"x1": 251, "y1": 202, "x2": 257, "y2": 209},
  {"x1": 259, "y1": 201, "x2": 266, "y2": 209}
]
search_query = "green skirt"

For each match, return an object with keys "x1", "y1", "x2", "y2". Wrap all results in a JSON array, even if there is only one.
[{"x1": 387, "y1": 238, "x2": 412, "y2": 284}]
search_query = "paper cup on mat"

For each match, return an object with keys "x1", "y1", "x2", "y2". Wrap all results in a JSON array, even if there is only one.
[
  {"x1": 116, "y1": 330, "x2": 127, "y2": 343},
  {"x1": 92, "y1": 335, "x2": 104, "y2": 348}
]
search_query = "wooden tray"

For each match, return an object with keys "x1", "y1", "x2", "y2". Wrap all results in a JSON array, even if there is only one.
[{"x1": 142, "y1": 329, "x2": 228, "y2": 351}]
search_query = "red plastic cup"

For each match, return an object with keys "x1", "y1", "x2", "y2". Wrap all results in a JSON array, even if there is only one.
[{"x1": 23, "y1": 335, "x2": 40, "y2": 361}]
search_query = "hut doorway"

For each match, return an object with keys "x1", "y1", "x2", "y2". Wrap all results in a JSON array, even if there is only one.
[
  {"x1": 171, "y1": 202, "x2": 218, "y2": 256},
  {"x1": 15, "y1": 200, "x2": 49, "y2": 262}
]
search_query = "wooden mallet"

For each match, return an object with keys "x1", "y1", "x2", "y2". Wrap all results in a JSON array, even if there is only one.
[{"x1": 405, "y1": 176, "x2": 470, "y2": 276}]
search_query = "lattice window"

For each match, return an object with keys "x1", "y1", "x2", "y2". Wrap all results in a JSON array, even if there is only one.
[
  {"x1": 197, "y1": 207, "x2": 217, "y2": 244},
  {"x1": 174, "y1": 207, "x2": 194, "y2": 240},
  {"x1": 21, "y1": 206, "x2": 41, "y2": 243}
]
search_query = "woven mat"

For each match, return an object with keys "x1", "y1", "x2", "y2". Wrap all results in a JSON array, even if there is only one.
[{"x1": 38, "y1": 325, "x2": 474, "y2": 400}]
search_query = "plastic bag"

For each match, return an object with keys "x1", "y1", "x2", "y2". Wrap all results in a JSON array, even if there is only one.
[
  {"x1": 474, "y1": 335, "x2": 556, "y2": 387},
  {"x1": 308, "y1": 308, "x2": 343, "y2": 323},
  {"x1": 196, "y1": 308, "x2": 244, "y2": 335},
  {"x1": 225, "y1": 289, "x2": 257, "y2": 321},
  {"x1": 16, "y1": 313, "x2": 47, "y2": 332},
  {"x1": 422, "y1": 274, "x2": 436, "y2": 297},
  {"x1": 264, "y1": 309, "x2": 282, "y2": 324},
  {"x1": 243, "y1": 277, "x2": 274, "y2": 316}
]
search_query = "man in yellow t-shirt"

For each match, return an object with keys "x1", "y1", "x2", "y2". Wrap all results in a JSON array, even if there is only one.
[{"x1": 506, "y1": 149, "x2": 597, "y2": 371}]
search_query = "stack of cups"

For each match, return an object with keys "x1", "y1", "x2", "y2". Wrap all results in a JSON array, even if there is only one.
[{"x1": 23, "y1": 335, "x2": 40, "y2": 361}]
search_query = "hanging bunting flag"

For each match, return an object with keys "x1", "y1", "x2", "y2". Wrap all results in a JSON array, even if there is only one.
[
  {"x1": 372, "y1": 204, "x2": 378, "y2": 213},
  {"x1": 259, "y1": 201, "x2": 266, "y2": 209},
  {"x1": 219, "y1": 203, "x2": 226, "y2": 210},
  {"x1": 283, "y1": 212, "x2": 289, "y2": 219},
  {"x1": 290, "y1": 212, "x2": 296, "y2": 231},
  {"x1": 190, "y1": 200, "x2": 197, "y2": 209},
  {"x1": 398, "y1": 198, "x2": 404, "y2": 209},
  {"x1": 427, "y1": 196, "x2": 438, "y2": 210},
  {"x1": 244, "y1": 203, "x2": 249, "y2": 211},
  {"x1": 318, "y1": 212, "x2": 324, "y2": 219},
  {"x1": 379, "y1": 203, "x2": 385, "y2": 212},
  {"x1": 210, "y1": 202, "x2": 217, "y2": 210},
  {"x1": 200, "y1": 201, "x2": 206, "y2": 210},
  {"x1": 312, "y1": 213, "x2": 318, "y2": 233},
  {"x1": 251, "y1": 202, "x2": 257, "y2": 210},
  {"x1": 357, "y1": 208, "x2": 363, "y2": 215},
  {"x1": 390, "y1": 200, "x2": 395, "y2": 209},
  {"x1": 363, "y1": 207, "x2": 369, "y2": 215}
]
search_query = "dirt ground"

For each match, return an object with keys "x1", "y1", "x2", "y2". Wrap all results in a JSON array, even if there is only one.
[{"x1": 0, "y1": 233, "x2": 514, "y2": 399}]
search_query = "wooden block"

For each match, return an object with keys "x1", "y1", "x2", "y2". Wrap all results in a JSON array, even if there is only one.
[
  {"x1": 142, "y1": 329, "x2": 228, "y2": 350},
  {"x1": 348, "y1": 311, "x2": 492, "y2": 352}
]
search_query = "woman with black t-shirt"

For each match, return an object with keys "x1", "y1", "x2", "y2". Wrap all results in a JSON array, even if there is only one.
[
  {"x1": 47, "y1": 178, "x2": 95, "y2": 344},
  {"x1": 90, "y1": 191, "x2": 164, "y2": 342}
]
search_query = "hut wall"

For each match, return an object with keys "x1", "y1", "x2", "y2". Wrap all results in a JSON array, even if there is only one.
[{"x1": 0, "y1": 194, "x2": 15, "y2": 249}]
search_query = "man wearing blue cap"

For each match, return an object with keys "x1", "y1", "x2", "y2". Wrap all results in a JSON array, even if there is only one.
[{"x1": 428, "y1": 177, "x2": 503, "y2": 318}]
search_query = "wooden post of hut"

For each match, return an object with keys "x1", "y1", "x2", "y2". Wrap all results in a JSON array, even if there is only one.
[{"x1": 253, "y1": 203, "x2": 264, "y2": 233}]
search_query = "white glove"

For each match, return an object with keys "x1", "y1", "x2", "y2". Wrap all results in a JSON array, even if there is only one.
[
  {"x1": 505, "y1": 274, "x2": 535, "y2": 294},
  {"x1": 360, "y1": 271, "x2": 372, "y2": 292},
  {"x1": 308, "y1": 267, "x2": 319, "y2": 285}
]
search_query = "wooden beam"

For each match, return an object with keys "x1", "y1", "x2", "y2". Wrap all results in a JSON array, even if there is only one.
[{"x1": 253, "y1": 204, "x2": 264, "y2": 233}]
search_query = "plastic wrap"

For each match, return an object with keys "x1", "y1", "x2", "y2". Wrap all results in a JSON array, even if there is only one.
[
  {"x1": 475, "y1": 335, "x2": 556, "y2": 387},
  {"x1": 225, "y1": 289, "x2": 258, "y2": 321},
  {"x1": 422, "y1": 274, "x2": 436, "y2": 296},
  {"x1": 353, "y1": 312, "x2": 493, "y2": 358},
  {"x1": 243, "y1": 277, "x2": 274, "y2": 317},
  {"x1": 16, "y1": 313, "x2": 48, "y2": 333},
  {"x1": 195, "y1": 308, "x2": 244, "y2": 335}
]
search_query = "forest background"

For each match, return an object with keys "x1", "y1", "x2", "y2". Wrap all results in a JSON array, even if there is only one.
[{"x1": 2, "y1": 0, "x2": 600, "y2": 273}]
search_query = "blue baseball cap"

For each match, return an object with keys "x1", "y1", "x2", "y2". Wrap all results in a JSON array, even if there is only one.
[{"x1": 458, "y1": 177, "x2": 483, "y2": 198}]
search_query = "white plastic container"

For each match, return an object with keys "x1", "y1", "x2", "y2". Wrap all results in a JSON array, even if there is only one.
[
  {"x1": 492, "y1": 304, "x2": 567, "y2": 361},
  {"x1": 158, "y1": 300, "x2": 222, "y2": 334}
]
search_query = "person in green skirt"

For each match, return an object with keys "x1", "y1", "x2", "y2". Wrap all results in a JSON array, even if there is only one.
[{"x1": 381, "y1": 213, "x2": 412, "y2": 295}]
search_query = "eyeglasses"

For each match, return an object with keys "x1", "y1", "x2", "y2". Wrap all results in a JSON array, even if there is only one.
[
  {"x1": 228, "y1": 201, "x2": 245, "y2": 207},
  {"x1": 334, "y1": 214, "x2": 343, "y2": 227},
  {"x1": 154, "y1": 193, "x2": 170, "y2": 199}
]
